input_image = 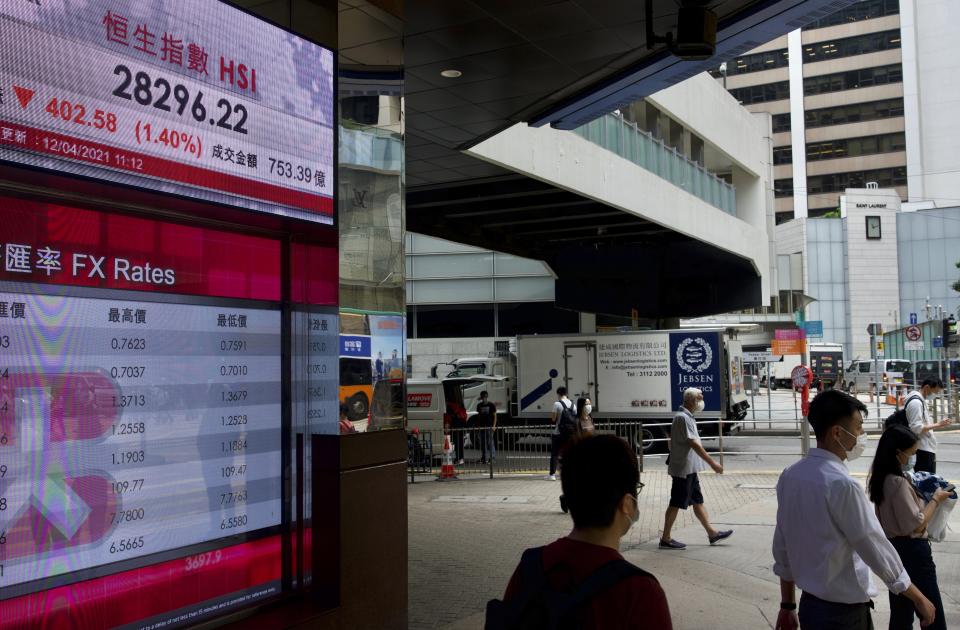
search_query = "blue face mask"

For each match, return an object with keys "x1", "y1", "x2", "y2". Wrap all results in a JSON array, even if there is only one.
[{"x1": 902, "y1": 453, "x2": 916, "y2": 472}]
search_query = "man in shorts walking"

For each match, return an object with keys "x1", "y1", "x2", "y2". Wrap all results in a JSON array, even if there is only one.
[{"x1": 659, "y1": 388, "x2": 732, "y2": 550}]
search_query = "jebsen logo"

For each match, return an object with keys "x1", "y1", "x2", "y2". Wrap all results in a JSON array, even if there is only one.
[
  {"x1": 675, "y1": 337, "x2": 713, "y2": 374},
  {"x1": 669, "y1": 333, "x2": 721, "y2": 412}
]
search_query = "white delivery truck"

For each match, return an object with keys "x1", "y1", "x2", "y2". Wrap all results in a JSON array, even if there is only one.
[
  {"x1": 760, "y1": 342, "x2": 844, "y2": 390},
  {"x1": 513, "y1": 329, "x2": 748, "y2": 453}
]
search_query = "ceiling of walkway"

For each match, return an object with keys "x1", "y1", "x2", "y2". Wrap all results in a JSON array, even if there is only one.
[{"x1": 238, "y1": 0, "x2": 850, "y2": 316}]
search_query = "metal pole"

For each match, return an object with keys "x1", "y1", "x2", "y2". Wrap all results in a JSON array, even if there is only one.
[
  {"x1": 718, "y1": 419, "x2": 724, "y2": 469},
  {"x1": 750, "y1": 372, "x2": 757, "y2": 429},
  {"x1": 801, "y1": 415, "x2": 809, "y2": 456},
  {"x1": 767, "y1": 362, "x2": 773, "y2": 429},
  {"x1": 793, "y1": 387, "x2": 799, "y2": 430},
  {"x1": 873, "y1": 333, "x2": 882, "y2": 423}
]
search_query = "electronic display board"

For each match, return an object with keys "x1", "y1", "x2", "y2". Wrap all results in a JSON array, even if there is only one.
[
  {"x1": 0, "y1": 195, "x2": 340, "y2": 629},
  {"x1": 0, "y1": 0, "x2": 335, "y2": 223}
]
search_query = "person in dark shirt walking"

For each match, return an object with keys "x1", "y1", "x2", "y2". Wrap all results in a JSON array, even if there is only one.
[{"x1": 476, "y1": 390, "x2": 498, "y2": 464}]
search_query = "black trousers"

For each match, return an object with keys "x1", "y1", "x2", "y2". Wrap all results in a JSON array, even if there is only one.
[
  {"x1": 799, "y1": 592, "x2": 873, "y2": 630},
  {"x1": 452, "y1": 429, "x2": 465, "y2": 461},
  {"x1": 915, "y1": 450, "x2": 936, "y2": 474},
  {"x1": 889, "y1": 537, "x2": 946, "y2": 630},
  {"x1": 549, "y1": 434, "x2": 570, "y2": 475}
]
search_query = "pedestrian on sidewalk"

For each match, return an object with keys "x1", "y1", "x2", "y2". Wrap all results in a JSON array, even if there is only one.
[
  {"x1": 658, "y1": 387, "x2": 732, "y2": 550},
  {"x1": 577, "y1": 396, "x2": 595, "y2": 436},
  {"x1": 772, "y1": 390, "x2": 935, "y2": 630},
  {"x1": 476, "y1": 390, "x2": 497, "y2": 465},
  {"x1": 445, "y1": 400, "x2": 468, "y2": 465},
  {"x1": 546, "y1": 387, "x2": 577, "y2": 481},
  {"x1": 491, "y1": 434, "x2": 672, "y2": 629},
  {"x1": 907, "y1": 379, "x2": 952, "y2": 474},
  {"x1": 869, "y1": 424, "x2": 952, "y2": 630}
]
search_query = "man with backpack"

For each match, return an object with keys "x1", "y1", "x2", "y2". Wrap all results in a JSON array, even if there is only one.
[
  {"x1": 489, "y1": 434, "x2": 671, "y2": 629},
  {"x1": 899, "y1": 378, "x2": 952, "y2": 473},
  {"x1": 547, "y1": 387, "x2": 578, "y2": 481}
]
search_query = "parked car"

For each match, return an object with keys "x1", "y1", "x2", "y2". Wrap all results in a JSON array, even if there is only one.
[
  {"x1": 902, "y1": 359, "x2": 960, "y2": 389},
  {"x1": 844, "y1": 359, "x2": 911, "y2": 394}
]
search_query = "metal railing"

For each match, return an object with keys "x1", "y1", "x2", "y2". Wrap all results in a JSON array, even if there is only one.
[
  {"x1": 406, "y1": 390, "x2": 960, "y2": 483},
  {"x1": 408, "y1": 423, "x2": 648, "y2": 482},
  {"x1": 572, "y1": 113, "x2": 737, "y2": 216}
]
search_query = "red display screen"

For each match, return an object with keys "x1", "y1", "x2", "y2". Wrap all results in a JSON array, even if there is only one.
[{"x1": 0, "y1": 196, "x2": 337, "y2": 628}]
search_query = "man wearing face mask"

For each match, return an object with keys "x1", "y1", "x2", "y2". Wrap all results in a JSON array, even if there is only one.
[
  {"x1": 659, "y1": 388, "x2": 732, "y2": 550},
  {"x1": 772, "y1": 390, "x2": 936, "y2": 630},
  {"x1": 496, "y1": 435, "x2": 671, "y2": 628}
]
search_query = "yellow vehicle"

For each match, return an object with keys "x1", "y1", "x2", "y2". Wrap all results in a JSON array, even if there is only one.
[{"x1": 340, "y1": 357, "x2": 373, "y2": 424}]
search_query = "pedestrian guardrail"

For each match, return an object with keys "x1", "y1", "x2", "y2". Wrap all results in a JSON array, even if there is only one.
[{"x1": 405, "y1": 390, "x2": 960, "y2": 482}]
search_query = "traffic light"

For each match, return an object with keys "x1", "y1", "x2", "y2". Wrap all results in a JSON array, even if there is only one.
[{"x1": 944, "y1": 316, "x2": 958, "y2": 347}]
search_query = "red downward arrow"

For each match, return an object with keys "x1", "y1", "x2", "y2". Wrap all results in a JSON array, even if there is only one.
[{"x1": 12, "y1": 85, "x2": 35, "y2": 109}]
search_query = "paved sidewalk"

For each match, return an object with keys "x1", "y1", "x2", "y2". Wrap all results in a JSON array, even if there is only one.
[{"x1": 409, "y1": 469, "x2": 960, "y2": 630}]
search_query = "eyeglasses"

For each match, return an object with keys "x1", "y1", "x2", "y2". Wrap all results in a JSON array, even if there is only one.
[{"x1": 633, "y1": 482, "x2": 646, "y2": 498}]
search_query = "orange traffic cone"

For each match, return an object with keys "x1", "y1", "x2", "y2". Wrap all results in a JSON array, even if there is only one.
[
  {"x1": 886, "y1": 385, "x2": 898, "y2": 406},
  {"x1": 438, "y1": 434, "x2": 458, "y2": 481}
]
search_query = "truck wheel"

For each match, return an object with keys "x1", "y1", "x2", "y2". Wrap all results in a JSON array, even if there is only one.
[
  {"x1": 638, "y1": 425, "x2": 666, "y2": 455},
  {"x1": 847, "y1": 382, "x2": 857, "y2": 395},
  {"x1": 347, "y1": 392, "x2": 369, "y2": 421},
  {"x1": 770, "y1": 379, "x2": 778, "y2": 391}
]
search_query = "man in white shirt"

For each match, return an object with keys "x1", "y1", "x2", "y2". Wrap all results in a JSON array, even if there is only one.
[
  {"x1": 546, "y1": 387, "x2": 576, "y2": 481},
  {"x1": 907, "y1": 378, "x2": 952, "y2": 474},
  {"x1": 773, "y1": 390, "x2": 935, "y2": 630},
  {"x1": 658, "y1": 388, "x2": 731, "y2": 550}
]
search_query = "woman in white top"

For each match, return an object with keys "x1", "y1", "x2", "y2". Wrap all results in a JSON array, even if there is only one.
[{"x1": 869, "y1": 425, "x2": 952, "y2": 630}]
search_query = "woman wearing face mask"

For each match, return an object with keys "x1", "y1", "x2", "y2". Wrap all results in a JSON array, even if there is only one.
[
  {"x1": 869, "y1": 424, "x2": 952, "y2": 630},
  {"x1": 577, "y1": 397, "x2": 595, "y2": 436}
]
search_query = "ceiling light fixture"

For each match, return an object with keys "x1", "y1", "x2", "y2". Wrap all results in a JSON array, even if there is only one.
[{"x1": 440, "y1": 69, "x2": 462, "y2": 78}]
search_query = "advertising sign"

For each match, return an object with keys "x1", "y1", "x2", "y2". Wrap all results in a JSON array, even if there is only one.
[
  {"x1": 775, "y1": 328, "x2": 806, "y2": 341},
  {"x1": 370, "y1": 315, "x2": 404, "y2": 382},
  {"x1": 0, "y1": 0, "x2": 334, "y2": 223},
  {"x1": 596, "y1": 335, "x2": 671, "y2": 412},
  {"x1": 408, "y1": 393, "x2": 433, "y2": 409},
  {"x1": 772, "y1": 338, "x2": 807, "y2": 356},
  {"x1": 804, "y1": 320, "x2": 823, "y2": 338}
]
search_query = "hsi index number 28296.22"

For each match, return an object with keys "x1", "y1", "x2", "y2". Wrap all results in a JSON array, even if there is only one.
[{"x1": 112, "y1": 64, "x2": 249, "y2": 135}]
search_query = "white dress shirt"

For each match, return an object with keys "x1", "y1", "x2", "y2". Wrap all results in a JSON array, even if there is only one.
[
  {"x1": 772, "y1": 448, "x2": 911, "y2": 603},
  {"x1": 905, "y1": 392, "x2": 936, "y2": 453}
]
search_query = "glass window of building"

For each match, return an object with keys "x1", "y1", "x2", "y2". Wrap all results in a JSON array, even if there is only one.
[
  {"x1": 806, "y1": 131, "x2": 906, "y2": 161},
  {"x1": 803, "y1": 30, "x2": 901, "y2": 63},
  {"x1": 773, "y1": 146, "x2": 793, "y2": 165},
  {"x1": 802, "y1": 0, "x2": 900, "y2": 30},
  {"x1": 729, "y1": 80, "x2": 790, "y2": 104},
  {"x1": 774, "y1": 178, "x2": 794, "y2": 198},
  {"x1": 806, "y1": 166, "x2": 907, "y2": 194},
  {"x1": 709, "y1": 48, "x2": 789, "y2": 78},
  {"x1": 803, "y1": 64, "x2": 902, "y2": 96},
  {"x1": 805, "y1": 98, "x2": 905, "y2": 128},
  {"x1": 772, "y1": 113, "x2": 792, "y2": 133}
]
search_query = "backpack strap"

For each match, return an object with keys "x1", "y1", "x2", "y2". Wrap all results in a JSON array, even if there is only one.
[
  {"x1": 560, "y1": 558, "x2": 653, "y2": 616},
  {"x1": 511, "y1": 547, "x2": 548, "y2": 612}
]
